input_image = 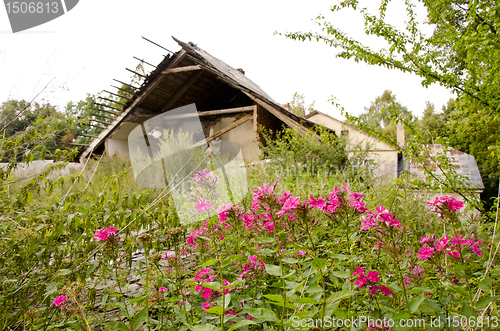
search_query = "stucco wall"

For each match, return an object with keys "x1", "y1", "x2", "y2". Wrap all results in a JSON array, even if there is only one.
[
  {"x1": 210, "y1": 116, "x2": 261, "y2": 161},
  {"x1": 307, "y1": 112, "x2": 398, "y2": 181}
]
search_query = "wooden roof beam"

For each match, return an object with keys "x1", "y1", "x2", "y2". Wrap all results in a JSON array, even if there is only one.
[
  {"x1": 165, "y1": 105, "x2": 256, "y2": 120},
  {"x1": 190, "y1": 113, "x2": 253, "y2": 148},
  {"x1": 161, "y1": 65, "x2": 202, "y2": 75},
  {"x1": 160, "y1": 70, "x2": 203, "y2": 113},
  {"x1": 80, "y1": 49, "x2": 187, "y2": 161}
]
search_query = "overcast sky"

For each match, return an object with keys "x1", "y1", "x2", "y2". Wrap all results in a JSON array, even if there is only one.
[{"x1": 0, "y1": 0, "x2": 454, "y2": 119}]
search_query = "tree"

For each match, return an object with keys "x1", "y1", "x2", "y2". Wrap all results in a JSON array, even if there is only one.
[
  {"x1": 289, "y1": 92, "x2": 315, "y2": 117},
  {"x1": 285, "y1": 0, "x2": 500, "y2": 116},
  {"x1": 356, "y1": 90, "x2": 415, "y2": 138}
]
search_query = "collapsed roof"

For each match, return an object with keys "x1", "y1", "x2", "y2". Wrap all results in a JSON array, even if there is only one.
[{"x1": 79, "y1": 37, "x2": 317, "y2": 160}]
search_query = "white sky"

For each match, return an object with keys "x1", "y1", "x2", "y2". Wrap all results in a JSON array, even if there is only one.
[{"x1": 0, "y1": 0, "x2": 454, "y2": 119}]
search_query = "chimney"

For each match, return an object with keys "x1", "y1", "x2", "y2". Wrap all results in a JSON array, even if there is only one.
[{"x1": 397, "y1": 124, "x2": 405, "y2": 148}]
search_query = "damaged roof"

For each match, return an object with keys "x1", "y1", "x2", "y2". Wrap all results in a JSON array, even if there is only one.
[
  {"x1": 409, "y1": 144, "x2": 484, "y2": 190},
  {"x1": 79, "y1": 37, "x2": 317, "y2": 160}
]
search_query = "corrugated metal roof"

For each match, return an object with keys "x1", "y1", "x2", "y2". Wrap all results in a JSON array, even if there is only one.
[{"x1": 409, "y1": 144, "x2": 484, "y2": 190}]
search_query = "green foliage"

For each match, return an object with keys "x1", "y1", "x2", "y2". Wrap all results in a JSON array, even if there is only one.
[
  {"x1": 260, "y1": 126, "x2": 349, "y2": 176},
  {"x1": 354, "y1": 89, "x2": 416, "y2": 140},
  {"x1": 284, "y1": 0, "x2": 500, "y2": 116},
  {"x1": 289, "y1": 92, "x2": 315, "y2": 117}
]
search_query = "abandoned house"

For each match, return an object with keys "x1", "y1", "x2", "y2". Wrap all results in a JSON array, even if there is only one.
[
  {"x1": 306, "y1": 110, "x2": 484, "y2": 198},
  {"x1": 78, "y1": 37, "x2": 318, "y2": 165}
]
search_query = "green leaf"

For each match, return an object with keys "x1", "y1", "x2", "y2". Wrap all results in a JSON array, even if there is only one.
[
  {"x1": 107, "y1": 322, "x2": 129, "y2": 331},
  {"x1": 202, "y1": 282, "x2": 222, "y2": 292},
  {"x1": 282, "y1": 257, "x2": 298, "y2": 264},
  {"x1": 330, "y1": 254, "x2": 347, "y2": 260},
  {"x1": 128, "y1": 295, "x2": 147, "y2": 305},
  {"x1": 204, "y1": 306, "x2": 223, "y2": 316},
  {"x1": 227, "y1": 319, "x2": 257, "y2": 331},
  {"x1": 326, "y1": 290, "x2": 355, "y2": 303},
  {"x1": 291, "y1": 297, "x2": 319, "y2": 304},
  {"x1": 245, "y1": 308, "x2": 278, "y2": 321},
  {"x1": 130, "y1": 307, "x2": 148, "y2": 331},
  {"x1": 478, "y1": 279, "x2": 493, "y2": 291},
  {"x1": 311, "y1": 257, "x2": 327, "y2": 269},
  {"x1": 306, "y1": 284, "x2": 323, "y2": 294},
  {"x1": 264, "y1": 263, "x2": 282, "y2": 276},
  {"x1": 409, "y1": 294, "x2": 426, "y2": 313},
  {"x1": 256, "y1": 236, "x2": 274, "y2": 243},
  {"x1": 56, "y1": 269, "x2": 71, "y2": 276},
  {"x1": 188, "y1": 324, "x2": 219, "y2": 331},
  {"x1": 262, "y1": 294, "x2": 284, "y2": 303},
  {"x1": 200, "y1": 259, "x2": 217, "y2": 267},
  {"x1": 331, "y1": 271, "x2": 350, "y2": 278},
  {"x1": 476, "y1": 295, "x2": 500, "y2": 309}
]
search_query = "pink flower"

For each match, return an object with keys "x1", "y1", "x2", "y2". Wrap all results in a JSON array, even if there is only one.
[
  {"x1": 53, "y1": 295, "x2": 66, "y2": 307},
  {"x1": 159, "y1": 287, "x2": 167, "y2": 292},
  {"x1": 304, "y1": 194, "x2": 325, "y2": 209},
  {"x1": 201, "y1": 287, "x2": 212, "y2": 300},
  {"x1": 298, "y1": 250, "x2": 306, "y2": 256},
  {"x1": 349, "y1": 200, "x2": 368, "y2": 213},
  {"x1": 369, "y1": 285, "x2": 379, "y2": 295},
  {"x1": 379, "y1": 285, "x2": 395, "y2": 298},
  {"x1": 94, "y1": 226, "x2": 117, "y2": 242},
  {"x1": 374, "y1": 241, "x2": 383, "y2": 250},
  {"x1": 195, "y1": 200, "x2": 212, "y2": 213},
  {"x1": 179, "y1": 300, "x2": 184, "y2": 306},
  {"x1": 202, "y1": 301, "x2": 211, "y2": 309},
  {"x1": 367, "y1": 271, "x2": 380, "y2": 283},
  {"x1": 348, "y1": 191, "x2": 364, "y2": 201},
  {"x1": 417, "y1": 244, "x2": 434, "y2": 260}
]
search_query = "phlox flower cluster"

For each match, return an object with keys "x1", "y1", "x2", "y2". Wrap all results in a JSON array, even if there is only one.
[
  {"x1": 194, "y1": 268, "x2": 234, "y2": 311},
  {"x1": 94, "y1": 226, "x2": 117, "y2": 242},
  {"x1": 53, "y1": 295, "x2": 66, "y2": 307},
  {"x1": 360, "y1": 205, "x2": 402, "y2": 232},
  {"x1": 352, "y1": 267, "x2": 394, "y2": 297},
  {"x1": 238, "y1": 255, "x2": 265, "y2": 279},
  {"x1": 428, "y1": 196, "x2": 464, "y2": 218},
  {"x1": 417, "y1": 234, "x2": 482, "y2": 260}
]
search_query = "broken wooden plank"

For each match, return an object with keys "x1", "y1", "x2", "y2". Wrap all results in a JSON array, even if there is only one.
[
  {"x1": 77, "y1": 133, "x2": 99, "y2": 139},
  {"x1": 190, "y1": 114, "x2": 253, "y2": 148},
  {"x1": 112, "y1": 79, "x2": 140, "y2": 90},
  {"x1": 90, "y1": 118, "x2": 111, "y2": 126},
  {"x1": 98, "y1": 97, "x2": 127, "y2": 106},
  {"x1": 126, "y1": 68, "x2": 148, "y2": 79},
  {"x1": 161, "y1": 65, "x2": 202, "y2": 75},
  {"x1": 133, "y1": 56, "x2": 157, "y2": 68},
  {"x1": 80, "y1": 50, "x2": 188, "y2": 161},
  {"x1": 93, "y1": 103, "x2": 122, "y2": 112},
  {"x1": 91, "y1": 113, "x2": 116, "y2": 121},
  {"x1": 243, "y1": 92, "x2": 309, "y2": 136},
  {"x1": 164, "y1": 105, "x2": 256, "y2": 120},
  {"x1": 61, "y1": 142, "x2": 89, "y2": 147},
  {"x1": 104, "y1": 90, "x2": 132, "y2": 101},
  {"x1": 160, "y1": 70, "x2": 204, "y2": 113},
  {"x1": 90, "y1": 107, "x2": 120, "y2": 116},
  {"x1": 142, "y1": 36, "x2": 174, "y2": 54}
]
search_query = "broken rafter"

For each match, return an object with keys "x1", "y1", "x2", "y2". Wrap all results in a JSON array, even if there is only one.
[
  {"x1": 126, "y1": 68, "x2": 148, "y2": 79},
  {"x1": 76, "y1": 133, "x2": 99, "y2": 138},
  {"x1": 90, "y1": 107, "x2": 120, "y2": 116},
  {"x1": 113, "y1": 79, "x2": 140, "y2": 90},
  {"x1": 111, "y1": 84, "x2": 136, "y2": 96},
  {"x1": 142, "y1": 36, "x2": 174, "y2": 54},
  {"x1": 98, "y1": 97, "x2": 127, "y2": 106},
  {"x1": 83, "y1": 123, "x2": 107, "y2": 130},
  {"x1": 161, "y1": 65, "x2": 202, "y2": 75},
  {"x1": 91, "y1": 113, "x2": 115, "y2": 121},
  {"x1": 104, "y1": 90, "x2": 132, "y2": 101},
  {"x1": 94, "y1": 103, "x2": 123, "y2": 112},
  {"x1": 165, "y1": 105, "x2": 256, "y2": 120},
  {"x1": 190, "y1": 114, "x2": 253, "y2": 148},
  {"x1": 90, "y1": 118, "x2": 111, "y2": 126},
  {"x1": 60, "y1": 142, "x2": 89, "y2": 147},
  {"x1": 133, "y1": 56, "x2": 157, "y2": 68},
  {"x1": 160, "y1": 70, "x2": 203, "y2": 113}
]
